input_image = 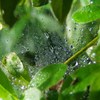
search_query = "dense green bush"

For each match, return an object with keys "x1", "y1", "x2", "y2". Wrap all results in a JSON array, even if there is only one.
[{"x1": 0, "y1": 0, "x2": 100, "y2": 100}]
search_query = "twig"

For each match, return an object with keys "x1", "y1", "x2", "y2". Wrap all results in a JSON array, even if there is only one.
[{"x1": 64, "y1": 36, "x2": 99, "y2": 64}]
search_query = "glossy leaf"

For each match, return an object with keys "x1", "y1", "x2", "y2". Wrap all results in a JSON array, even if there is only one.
[
  {"x1": 32, "y1": 0, "x2": 49, "y2": 7},
  {"x1": 66, "y1": 0, "x2": 99, "y2": 54},
  {"x1": 51, "y1": 0, "x2": 72, "y2": 23},
  {"x1": 23, "y1": 87, "x2": 42, "y2": 100},
  {"x1": 60, "y1": 64, "x2": 100, "y2": 100},
  {"x1": 29, "y1": 63, "x2": 67, "y2": 90},
  {"x1": 72, "y1": 4, "x2": 100, "y2": 24}
]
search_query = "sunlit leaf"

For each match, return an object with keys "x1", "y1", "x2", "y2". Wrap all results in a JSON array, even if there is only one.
[
  {"x1": 0, "y1": 63, "x2": 16, "y2": 96},
  {"x1": 0, "y1": 85, "x2": 17, "y2": 100},
  {"x1": 72, "y1": 4, "x2": 100, "y2": 24},
  {"x1": 51, "y1": 0, "x2": 72, "y2": 23},
  {"x1": 29, "y1": 63, "x2": 67, "y2": 90}
]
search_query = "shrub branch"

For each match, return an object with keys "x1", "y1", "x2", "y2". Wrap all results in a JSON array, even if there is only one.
[{"x1": 64, "y1": 36, "x2": 99, "y2": 64}]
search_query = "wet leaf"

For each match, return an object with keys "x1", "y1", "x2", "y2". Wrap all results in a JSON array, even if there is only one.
[
  {"x1": 2, "y1": 52, "x2": 24, "y2": 76},
  {"x1": 2, "y1": 52, "x2": 30, "y2": 86},
  {"x1": 72, "y1": 4, "x2": 100, "y2": 24},
  {"x1": 89, "y1": 28, "x2": 100, "y2": 62},
  {"x1": 51, "y1": 0, "x2": 72, "y2": 23},
  {"x1": 29, "y1": 63, "x2": 67, "y2": 90},
  {"x1": 66, "y1": 0, "x2": 99, "y2": 55},
  {"x1": 60, "y1": 64, "x2": 100, "y2": 100},
  {"x1": 32, "y1": 0, "x2": 49, "y2": 7},
  {"x1": 93, "y1": 45, "x2": 100, "y2": 63}
]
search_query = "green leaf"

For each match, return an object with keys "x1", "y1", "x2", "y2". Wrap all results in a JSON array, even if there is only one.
[
  {"x1": 29, "y1": 63, "x2": 67, "y2": 90},
  {"x1": 60, "y1": 64, "x2": 100, "y2": 100},
  {"x1": 23, "y1": 87, "x2": 43, "y2": 100},
  {"x1": 91, "y1": 0, "x2": 100, "y2": 5},
  {"x1": 0, "y1": 63, "x2": 16, "y2": 96},
  {"x1": 32, "y1": 0, "x2": 49, "y2": 7},
  {"x1": 2, "y1": 52, "x2": 29, "y2": 87},
  {"x1": 72, "y1": 4, "x2": 100, "y2": 24},
  {"x1": 51, "y1": 0, "x2": 72, "y2": 23},
  {"x1": 0, "y1": 13, "x2": 30, "y2": 55},
  {"x1": 89, "y1": 75, "x2": 100, "y2": 100},
  {"x1": 93, "y1": 45, "x2": 100, "y2": 62},
  {"x1": 0, "y1": 85, "x2": 17, "y2": 100},
  {"x1": 2, "y1": 52, "x2": 24, "y2": 76},
  {"x1": 0, "y1": 0, "x2": 19, "y2": 26},
  {"x1": 47, "y1": 90, "x2": 58, "y2": 100}
]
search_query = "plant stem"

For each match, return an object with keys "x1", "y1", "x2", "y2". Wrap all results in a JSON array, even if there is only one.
[{"x1": 64, "y1": 36, "x2": 99, "y2": 64}]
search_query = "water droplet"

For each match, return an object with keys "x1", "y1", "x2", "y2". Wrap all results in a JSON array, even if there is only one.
[
  {"x1": 21, "y1": 85, "x2": 25, "y2": 90},
  {"x1": 75, "y1": 61, "x2": 78, "y2": 66},
  {"x1": 89, "y1": 28, "x2": 92, "y2": 32},
  {"x1": 70, "y1": 91, "x2": 73, "y2": 95},
  {"x1": 91, "y1": 53, "x2": 96, "y2": 58},
  {"x1": 90, "y1": 0, "x2": 93, "y2": 4},
  {"x1": 70, "y1": 45, "x2": 73, "y2": 49},
  {"x1": 44, "y1": 33, "x2": 49, "y2": 39}
]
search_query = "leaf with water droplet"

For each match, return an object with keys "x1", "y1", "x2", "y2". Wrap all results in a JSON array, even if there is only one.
[
  {"x1": 72, "y1": 4, "x2": 100, "y2": 24},
  {"x1": 29, "y1": 63, "x2": 67, "y2": 90},
  {"x1": 92, "y1": 45, "x2": 100, "y2": 63},
  {"x1": 2, "y1": 52, "x2": 24, "y2": 76},
  {"x1": 2, "y1": 52, "x2": 30, "y2": 86},
  {"x1": 60, "y1": 64, "x2": 100, "y2": 99}
]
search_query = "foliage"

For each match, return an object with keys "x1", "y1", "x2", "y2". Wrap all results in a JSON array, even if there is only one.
[
  {"x1": 72, "y1": 4, "x2": 100, "y2": 24},
  {"x1": 0, "y1": 0, "x2": 100, "y2": 100}
]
